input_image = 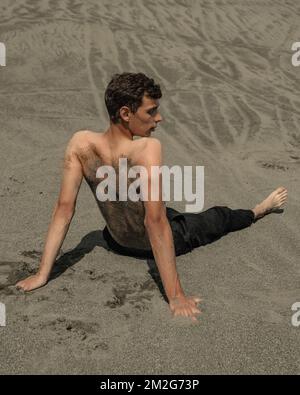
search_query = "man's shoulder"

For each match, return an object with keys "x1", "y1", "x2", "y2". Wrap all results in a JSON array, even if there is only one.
[
  {"x1": 136, "y1": 137, "x2": 162, "y2": 154},
  {"x1": 143, "y1": 136, "x2": 161, "y2": 147},
  {"x1": 71, "y1": 129, "x2": 101, "y2": 142},
  {"x1": 68, "y1": 130, "x2": 103, "y2": 151},
  {"x1": 134, "y1": 137, "x2": 162, "y2": 166}
]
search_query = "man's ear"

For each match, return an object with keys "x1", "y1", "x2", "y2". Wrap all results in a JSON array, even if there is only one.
[{"x1": 119, "y1": 106, "x2": 131, "y2": 122}]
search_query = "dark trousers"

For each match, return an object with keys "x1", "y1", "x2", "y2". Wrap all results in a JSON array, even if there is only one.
[{"x1": 102, "y1": 206, "x2": 255, "y2": 259}]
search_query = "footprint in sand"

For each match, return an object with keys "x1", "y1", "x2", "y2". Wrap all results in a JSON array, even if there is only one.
[
  {"x1": 20, "y1": 250, "x2": 43, "y2": 260},
  {"x1": 103, "y1": 272, "x2": 157, "y2": 314},
  {"x1": 31, "y1": 316, "x2": 103, "y2": 349},
  {"x1": 258, "y1": 161, "x2": 289, "y2": 171},
  {"x1": 0, "y1": 261, "x2": 37, "y2": 294}
]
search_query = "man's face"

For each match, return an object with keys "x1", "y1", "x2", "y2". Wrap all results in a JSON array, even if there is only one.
[{"x1": 122, "y1": 94, "x2": 163, "y2": 137}]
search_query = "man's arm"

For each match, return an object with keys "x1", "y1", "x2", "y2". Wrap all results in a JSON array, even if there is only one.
[
  {"x1": 16, "y1": 132, "x2": 84, "y2": 291},
  {"x1": 140, "y1": 138, "x2": 201, "y2": 321}
]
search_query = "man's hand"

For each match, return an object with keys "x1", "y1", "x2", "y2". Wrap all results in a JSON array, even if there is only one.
[
  {"x1": 15, "y1": 272, "x2": 48, "y2": 292},
  {"x1": 169, "y1": 295, "x2": 202, "y2": 322}
]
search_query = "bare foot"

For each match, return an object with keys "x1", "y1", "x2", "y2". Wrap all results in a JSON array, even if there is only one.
[{"x1": 252, "y1": 186, "x2": 288, "y2": 220}]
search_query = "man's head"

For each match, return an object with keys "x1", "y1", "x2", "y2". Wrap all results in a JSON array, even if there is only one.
[{"x1": 104, "y1": 72, "x2": 163, "y2": 137}]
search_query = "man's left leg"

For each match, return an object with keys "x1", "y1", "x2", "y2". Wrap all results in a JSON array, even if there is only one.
[
  {"x1": 179, "y1": 206, "x2": 255, "y2": 250},
  {"x1": 178, "y1": 186, "x2": 288, "y2": 250}
]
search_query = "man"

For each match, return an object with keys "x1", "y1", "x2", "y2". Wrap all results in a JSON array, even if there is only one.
[{"x1": 16, "y1": 72, "x2": 288, "y2": 322}]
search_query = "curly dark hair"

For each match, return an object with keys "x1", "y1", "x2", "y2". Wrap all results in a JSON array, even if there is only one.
[{"x1": 104, "y1": 72, "x2": 162, "y2": 124}]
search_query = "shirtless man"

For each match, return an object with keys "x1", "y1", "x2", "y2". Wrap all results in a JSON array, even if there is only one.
[{"x1": 16, "y1": 72, "x2": 288, "y2": 322}]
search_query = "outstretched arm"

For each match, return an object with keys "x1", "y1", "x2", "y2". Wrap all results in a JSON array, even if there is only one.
[
  {"x1": 16, "y1": 133, "x2": 84, "y2": 291},
  {"x1": 140, "y1": 138, "x2": 202, "y2": 321}
]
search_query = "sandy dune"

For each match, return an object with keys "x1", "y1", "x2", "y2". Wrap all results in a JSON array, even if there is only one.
[{"x1": 0, "y1": 0, "x2": 299, "y2": 374}]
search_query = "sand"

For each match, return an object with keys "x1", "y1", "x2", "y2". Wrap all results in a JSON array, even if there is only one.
[{"x1": 0, "y1": 0, "x2": 299, "y2": 374}]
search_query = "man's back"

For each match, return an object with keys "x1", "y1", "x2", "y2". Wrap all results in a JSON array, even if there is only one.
[{"x1": 75, "y1": 130, "x2": 154, "y2": 250}]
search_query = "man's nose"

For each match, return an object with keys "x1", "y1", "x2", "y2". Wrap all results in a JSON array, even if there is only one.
[{"x1": 155, "y1": 113, "x2": 163, "y2": 123}]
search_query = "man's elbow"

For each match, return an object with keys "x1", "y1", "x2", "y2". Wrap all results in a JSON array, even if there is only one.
[
  {"x1": 144, "y1": 212, "x2": 168, "y2": 231},
  {"x1": 55, "y1": 201, "x2": 76, "y2": 220}
]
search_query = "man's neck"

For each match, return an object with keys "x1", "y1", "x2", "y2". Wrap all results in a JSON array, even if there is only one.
[{"x1": 105, "y1": 123, "x2": 133, "y2": 143}]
